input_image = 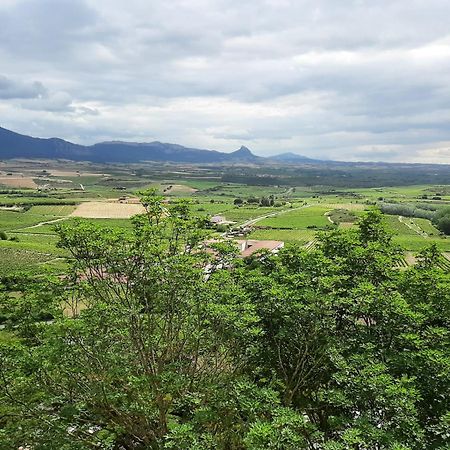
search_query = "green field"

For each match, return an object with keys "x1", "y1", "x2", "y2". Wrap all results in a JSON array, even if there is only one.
[
  {"x1": 1, "y1": 159, "x2": 450, "y2": 275},
  {"x1": 28, "y1": 205, "x2": 76, "y2": 216},
  {"x1": 0, "y1": 246, "x2": 65, "y2": 275},
  {"x1": 258, "y1": 206, "x2": 331, "y2": 229},
  {"x1": 248, "y1": 228, "x2": 317, "y2": 244},
  {"x1": 0, "y1": 210, "x2": 55, "y2": 231}
]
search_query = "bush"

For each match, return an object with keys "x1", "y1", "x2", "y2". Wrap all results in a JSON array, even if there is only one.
[
  {"x1": 433, "y1": 207, "x2": 450, "y2": 235},
  {"x1": 380, "y1": 203, "x2": 434, "y2": 220}
]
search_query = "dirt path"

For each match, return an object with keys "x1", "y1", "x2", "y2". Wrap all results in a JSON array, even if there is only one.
[
  {"x1": 325, "y1": 212, "x2": 334, "y2": 224},
  {"x1": 15, "y1": 217, "x2": 69, "y2": 231}
]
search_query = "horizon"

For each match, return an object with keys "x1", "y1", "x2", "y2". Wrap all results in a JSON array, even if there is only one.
[{"x1": 5, "y1": 124, "x2": 450, "y2": 165}]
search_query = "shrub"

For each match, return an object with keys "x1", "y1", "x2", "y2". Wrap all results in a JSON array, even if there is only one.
[
  {"x1": 379, "y1": 203, "x2": 434, "y2": 220},
  {"x1": 433, "y1": 207, "x2": 450, "y2": 235}
]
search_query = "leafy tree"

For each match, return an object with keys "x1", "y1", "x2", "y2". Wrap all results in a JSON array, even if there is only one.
[
  {"x1": 1, "y1": 201, "x2": 449, "y2": 449},
  {"x1": 433, "y1": 207, "x2": 450, "y2": 234}
]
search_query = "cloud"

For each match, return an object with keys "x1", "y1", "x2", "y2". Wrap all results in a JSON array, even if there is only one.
[
  {"x1": 1, "y1": 0, "x2": 450, "y2": 163},
  {"x1": 0, "y1": 75, "x2": 46, "y2": 99}
]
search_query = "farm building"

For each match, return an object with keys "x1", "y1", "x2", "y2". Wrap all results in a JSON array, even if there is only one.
[
  {"x1": 235, "y1": 239, "x2": 284, "y2": 257},
  {"x1": 204, "y1": 239, "x2": 284, "y2": 258}
]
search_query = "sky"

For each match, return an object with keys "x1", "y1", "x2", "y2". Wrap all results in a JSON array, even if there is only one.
[{"x1": 1, "y1": 0, "x2": 450, "y2": 163}]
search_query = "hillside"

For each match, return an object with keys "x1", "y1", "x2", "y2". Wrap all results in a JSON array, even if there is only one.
[{"x1": 0, "y1": 127, "x2": 268, "y2": 164}]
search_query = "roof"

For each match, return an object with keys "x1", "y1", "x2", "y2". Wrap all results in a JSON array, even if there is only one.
[{"x1": 236, "y1": 240, "x2": 284, "y2": 257}]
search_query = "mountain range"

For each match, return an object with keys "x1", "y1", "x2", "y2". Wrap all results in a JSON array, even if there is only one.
[{"x1": 0, "y1": 126, "x2": 318, "y2": 164}]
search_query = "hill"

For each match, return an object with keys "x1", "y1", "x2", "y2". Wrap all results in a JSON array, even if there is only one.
[{"x1": 0, "y1": 127, "x2": 271, "y2": 164}]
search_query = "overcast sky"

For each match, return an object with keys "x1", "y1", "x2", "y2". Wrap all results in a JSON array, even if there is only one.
[{"x1": 1, "y1": 0, "x2": 450, "y2": 162}]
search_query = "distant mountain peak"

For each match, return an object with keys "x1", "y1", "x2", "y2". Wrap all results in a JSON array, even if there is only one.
[
  {"x1": 0, "y1": 126, "x2": 316, "y2": 164},
  {"x1": 230, "y1": 145, "x2": 256, "y2": 158}
]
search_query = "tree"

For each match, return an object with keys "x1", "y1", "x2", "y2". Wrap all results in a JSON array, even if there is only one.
[
  {"x1": 0, "y1": 192, "x2": 260, "y2": 449},
  {"x1": 1, "y1": 200, "x2": 449, "y2": 449},
  {"x1": 433, "y1": 207, "x2": 450, "y2": 235}
]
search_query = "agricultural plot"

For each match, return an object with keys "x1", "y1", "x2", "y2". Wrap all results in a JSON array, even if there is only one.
[
  {"x1": 0, "y1": 175, "x2": 37, "y2": 189},
  {"x1": 384, "y1": 216, "x2": 418, "y2": 236},
  {"x1": 383, "y1": 215, "x2": 450, "y2": 251},
  {"x1": 414, "y1": 218, "x2": 441, "y2": 236},
  {"x1": 0, "y1": 233, "x2": 64, "y2": 255},
  {"x1": 222, "y1": 206, "x2": 277, "y2": 223},
  {"x1": 28, "y1": 205, "x2": 76, "y2": 216},
  {"x1": 319, "y1": 202, "x2": 367, "y2": 211},
  {"x1": 191, "y1": 202, "x2": 235, "y2": 216},
  {"x1": 0, "y1": 210, "x2": 55, "y2": 231},
  {"x1": 258, "y1": 206, "x2": 331, "y2": 229},
  {"x1": 161, "y1": 184, "x2": 198, "y2": 194},
  {"x1": 71, "y1": 201, "x2": 145, "y2": 218},
  {"x1": 0, "y1": 247, "x2": 61, "y2": 275},
  {"x1": 248, "y1": 228, "x2": 317, "y2": 245}
]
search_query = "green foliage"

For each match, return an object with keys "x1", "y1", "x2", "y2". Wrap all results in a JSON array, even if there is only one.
[
  {"x1": 380, "y1": 202, "x2": 435, "y2": 220},
  {"x1": 433, "y1": 206, "x2": 450, "y2": 235},
  {"x1": 0, "y1": 196, "x2": 449, "y2": 449}
]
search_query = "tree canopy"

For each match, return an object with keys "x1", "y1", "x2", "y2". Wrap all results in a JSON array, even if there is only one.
[{"x1": 1, "y1": 195, "x2": 449, "y2": 449}]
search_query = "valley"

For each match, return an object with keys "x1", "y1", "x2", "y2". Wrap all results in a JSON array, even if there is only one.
[{"x1": 1, "y1": 158, "x2": 449, "y2": 276}]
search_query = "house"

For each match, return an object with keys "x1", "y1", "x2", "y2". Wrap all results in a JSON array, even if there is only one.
[
  {"x1": 235, "y1": 239, "x2": 284, "y2": 257},
  {"x1": 204, "y1": 239, "x2": 284, "y2": 258},
  {"x1": 211, "y1": 215, "x2": 225, "y2": 224}
]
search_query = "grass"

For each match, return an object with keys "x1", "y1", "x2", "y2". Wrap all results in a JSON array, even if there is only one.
[
  {"x1": 382, "y1": 215, "x2": 450, "y2": 251},
  {"x1": 392, "y1": 235, "x2": 450, "y2": 252},
  {"x1": 248, "y1": 228, "x2": 317, "y2": 244},
  {"x1": 28, "y1": 205, "x2": 76, "y2": 216},
  {"x1": 384, "y1": 216, "x2": 418, "y2": 236},
  {"x1": 328, "y1": 209, "x2": 358, "y2": 224},
  {"x1": 0, "y1": 247, "x2": 60, "y2": 275},
  {"x1": 222, "y1": 206, "x2": 277, "y2": 223},
  {"x1": 258, "y1": 206, "x2": 331, "y2": 229},
  {"x1": 1, "y1": 233, "x2": 63, "y2": 254},
  {"x1": 414, "y1": 218, "x2": 441, "y2": 236},
  {"x1": 0, "y1": 210, "x2": 54, "y2": 231}
]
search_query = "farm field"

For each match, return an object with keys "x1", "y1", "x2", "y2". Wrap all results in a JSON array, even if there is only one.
[
  {"x1": 28, "y1": 205, "x2": 76, "y2": 216},
  {"x1": 0, "y1": 175, "x2": 37, "y2": 189},
  {"x1": 258, "y1": 206, "x2": 331, "y2": 229},
  {"x1": 248, "y1": 228, "x2": 317, "y2": 244},
  {"x1": 0, "y1": 159, "x2": 450, "y2": 275},
  {"x1": 71, "y1": 201, "x2": 145, "y2": 218}
]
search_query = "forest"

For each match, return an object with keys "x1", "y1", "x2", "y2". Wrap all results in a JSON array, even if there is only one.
[{"x1": 1, "y1": 192, "x2": 449, "y2": 449}]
